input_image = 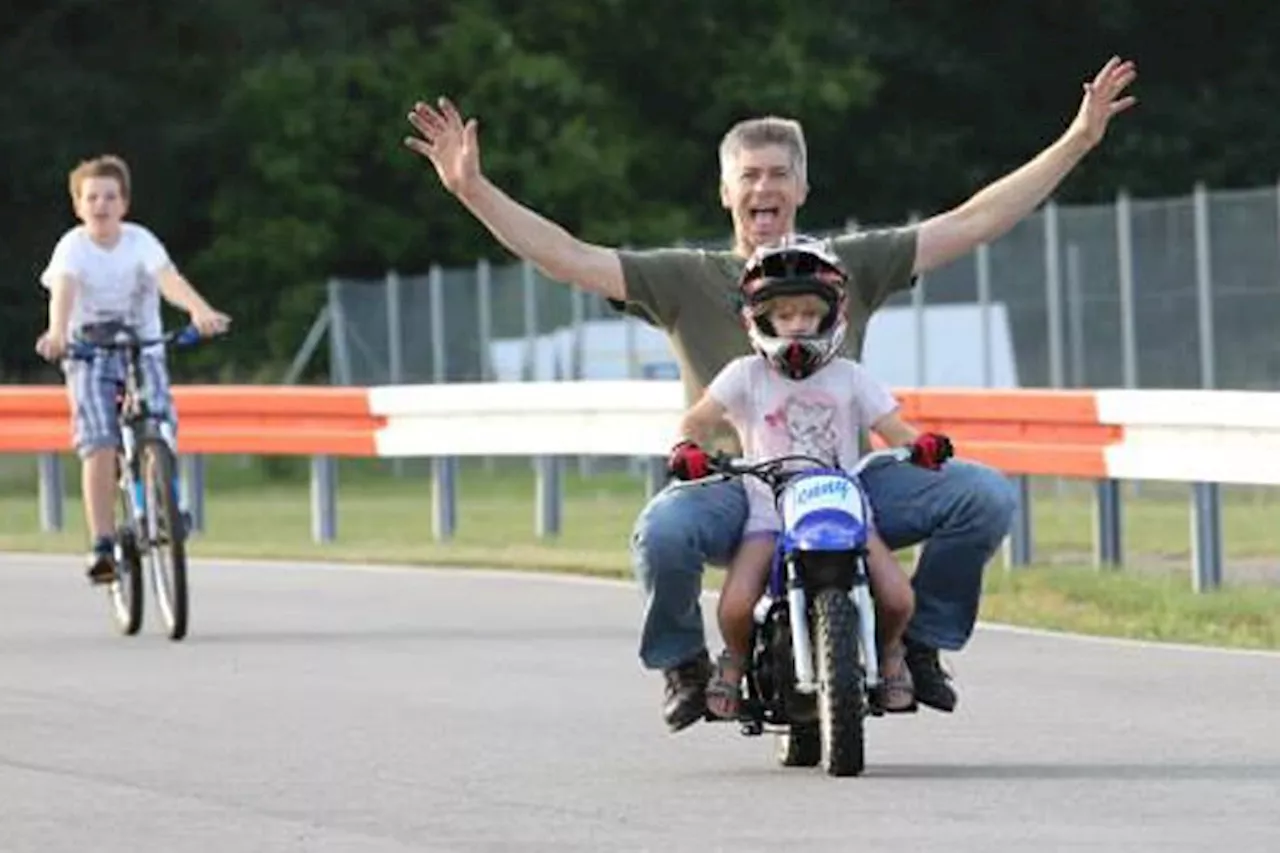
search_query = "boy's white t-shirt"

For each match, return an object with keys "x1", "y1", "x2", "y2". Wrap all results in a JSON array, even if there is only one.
[
  {"x1": 39, "y1": 222, "x2": 171, "y2": 339},
  {"x1": 706, "y1": 355, "x2": 900, "y2": 534}
]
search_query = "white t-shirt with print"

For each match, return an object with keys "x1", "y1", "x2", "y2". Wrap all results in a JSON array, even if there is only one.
[
  {"x1": 39, "y1": 222, "x2": 171, "y2": 339},
  {"x1": 706, "y1": 354, "x2": 899, "y2": 535}
]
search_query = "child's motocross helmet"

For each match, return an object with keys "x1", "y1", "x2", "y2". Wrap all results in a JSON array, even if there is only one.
[{"x1": 738, "y1": 234, "x2": 849, "y2": 380}]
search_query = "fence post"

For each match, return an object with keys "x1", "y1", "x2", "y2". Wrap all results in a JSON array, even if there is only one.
[
  {"x1": 310, "y1": 454, "x2": 337, "y2": 543},
  {"x1": 429, "y1": 264, "x2": 446, "y2": 383},
  {"x1": 1093, "y1": 480, "x2": 1122, "y2": 568},
  {"x1": 906, "y1": 209, "x2": 927, "y2": 577},
  {"x1": 477, "y1": 257, "x2": 496, "y2": 475},
  {"x1": 386, "y1": 269, "x2": 405, "y2": 478},
  {"x1": 1043, "y1": 200, "x2": 1065, "y2": 390},
  {"x1": 907, "y1": 212, "x2": 927, "y2": 387},
  {"x1": 432, "y1": 456, "x2": 456, "y2": 541},
  {"x1": 535, "y1": 455, "x2": 562, "y2": 538},
  {"x1": 625, "y1": 312, "x2": 644, "y2": 480},
  {"x1": 386, "y1": 269, "x2": 404, "y2": 385},
  {"x1": 521, "y1": 260, "x2": 545, "y2": 488},
  {"x1": 37, "y1": 453, "x2": 63, "y2": 533},
  {"x1": 571, "y1": 287, "x2": 591, "y2": 478},
  {"x1": 1066, "y1": 244, "x2": 1085, "y2": 388},
  {"x1": 976, "y1": 242, "x2": 993, "y2": 387},
  {"x1": 1190, "y1": 182, "x2": 1223, "y2": 592},
  {"x1": 521, "y1": 260, "x2": 538, "y2": 383},
  {"x1": 1191, "y1": 483, "x2": 1224, "y2": 592},
  {"x1": 1116, "y1": 189, "x2": 1139, "y2": 389},
  {"x1": 1106, "y1": 187, "x2": 1139, "y2": 550},
  {"x1": 1043, "y1": 200, "x2": 1068, "y2": 504},
  {"x1": 426, "y1": 263, "x2": 459, "y2": 538},
  {"x1": 180, "y1": 454, "x2": 205, "y2": 535}
]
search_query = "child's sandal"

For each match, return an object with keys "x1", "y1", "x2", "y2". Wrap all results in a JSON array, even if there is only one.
[
  {"x1": 878, "y1": 645, "x2": 917, "y2": 713},
  {"x1": 706, "y1": 649, "x2": 749, "y2": 719}
]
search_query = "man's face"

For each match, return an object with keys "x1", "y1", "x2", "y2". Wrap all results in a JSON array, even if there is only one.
[
  {"x1": 73, "y1": 176, "x2": 127, "y2": 241},
  {"x1": 720, "y1": 144, "x2": 807, "y2": 255}
]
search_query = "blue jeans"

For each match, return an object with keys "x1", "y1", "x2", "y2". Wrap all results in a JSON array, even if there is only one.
[{"x1": 629, "y1": 459, "x2": 1018, "y2": 670}]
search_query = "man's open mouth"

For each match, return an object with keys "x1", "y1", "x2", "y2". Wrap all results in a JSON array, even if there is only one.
[{"x1": 750, "y1": 207, "x2": 781, "y2": 227}]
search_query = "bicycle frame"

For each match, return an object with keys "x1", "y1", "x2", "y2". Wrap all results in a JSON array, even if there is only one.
[{"x1": 70, "y1": 322, "x2": 200, "y2": 534}]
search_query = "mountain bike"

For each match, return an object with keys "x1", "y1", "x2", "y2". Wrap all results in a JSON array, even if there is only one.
[{"x1": 69, "y1": 321, "x2": 210, "y2": 641}]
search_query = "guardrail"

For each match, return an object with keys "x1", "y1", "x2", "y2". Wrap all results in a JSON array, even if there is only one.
[{"x1": 3, "y1": 381, "x2": 1274, "y2": 593}]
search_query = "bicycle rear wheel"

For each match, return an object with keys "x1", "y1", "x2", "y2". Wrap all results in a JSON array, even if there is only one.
[
  {"x1": 140, "y1": 438, "x2": 188, "y2": 641},
  {"x1": 109, "y1": 469, "x2": 144, "y2": 636}
]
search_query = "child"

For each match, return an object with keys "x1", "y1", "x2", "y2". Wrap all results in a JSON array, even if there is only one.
[
  {"x1": 34, "y1": 154, "x2": 231, "y2": 584},
  {"x1": 666, "y1": 237, "x2": 953, "y2": 717}
]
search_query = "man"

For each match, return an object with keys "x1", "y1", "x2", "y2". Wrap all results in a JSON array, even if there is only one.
[{"x1": 404, "y1": 56, "x2": 1137, "y2": 731}]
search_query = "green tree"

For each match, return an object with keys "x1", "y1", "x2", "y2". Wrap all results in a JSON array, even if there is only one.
[{"x1": 3, "y1": 0, "x2": 1278, "y2": 379}]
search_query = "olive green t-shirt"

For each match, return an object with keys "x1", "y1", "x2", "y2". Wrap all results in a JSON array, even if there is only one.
[{"x1": 611, "y1": 227, "x2": 918, "y2": 453}]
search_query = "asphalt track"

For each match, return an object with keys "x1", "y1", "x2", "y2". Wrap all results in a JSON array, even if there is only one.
[{"x1": 2, "y1": 552, "x2": 1278, "y2": 853}]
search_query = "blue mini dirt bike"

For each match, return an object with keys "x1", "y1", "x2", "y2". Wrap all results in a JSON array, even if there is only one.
[{"x1": 682, "y1": 446, "x2": 914, "y2": 777}]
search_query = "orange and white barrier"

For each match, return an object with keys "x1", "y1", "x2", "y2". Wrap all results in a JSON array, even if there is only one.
[
  {"x1": 1, "y1": 380, "x2": 1269, "y2": 590},
  {"x1": 0, "y1": 385, "x2": 384, "y2": 456},
  {"x1": 366, "y1": 381, "x2": 688, "y2": 458},
  {"x1": 3, "y1": 381, "x2": 1275, "y2": 486},
  {"x1": 379, "y1": 383, "x2": 1280, "y2": 488},
  {"x1": 1094, "y1": 390, "x2": 1280, "y2": 486}
]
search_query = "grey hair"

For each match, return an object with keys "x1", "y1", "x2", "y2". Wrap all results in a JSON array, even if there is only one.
[{"x1": 718, "y1": 116, "x2": 808, "y2": 185}]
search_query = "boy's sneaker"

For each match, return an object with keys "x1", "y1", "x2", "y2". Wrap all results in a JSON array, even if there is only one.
[{"x1": 85, "y1": 537, "x2": 117, "y2": 585}]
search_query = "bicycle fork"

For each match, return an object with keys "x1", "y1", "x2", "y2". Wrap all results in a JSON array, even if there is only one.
[
  {"x1": 850, "y1": 569, "x2": 880, "y2": 688},
  {"x1": 119, "y1": 427, "x2": 147, "y2": 537},
  {"x1": 123, "y1": 421, "x2": 184, "y2": 527}
]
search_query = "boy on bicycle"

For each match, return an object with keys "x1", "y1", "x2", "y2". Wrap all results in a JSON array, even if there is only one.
[
  {"x1": 667, "y1": 237, "x2": 953, "y2": 718},
  {"x1": 34, "y1": 154, "x2": 230, "y2": 584}
]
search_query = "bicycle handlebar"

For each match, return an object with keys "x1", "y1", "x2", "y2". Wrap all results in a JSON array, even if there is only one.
[
  {"x1": 677, "y1": 445, "x2": 916, "y2": 491},
  {"x1": 68, "y1": 323, "x2": 208, "y2": 362}
]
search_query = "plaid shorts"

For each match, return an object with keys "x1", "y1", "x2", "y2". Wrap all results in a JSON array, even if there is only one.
[{"x1": 63, "y1": 350, "x2": 176, "y2": 458}]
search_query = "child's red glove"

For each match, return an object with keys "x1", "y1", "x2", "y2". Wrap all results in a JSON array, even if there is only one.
[
  {"x1": 909, "y1": 432, "x2": 954, "y2": 470},
  {"x1": 667, "y1": 440, "x2": 712, "y2": 480}
]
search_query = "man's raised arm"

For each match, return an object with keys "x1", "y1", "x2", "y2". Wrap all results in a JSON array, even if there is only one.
[
  {"x1": 405, "y1": 97, "x2": 625, "y2": 301},
  {"x1": 912, "y1": 56, "x2": 1138, "y2": 276}
]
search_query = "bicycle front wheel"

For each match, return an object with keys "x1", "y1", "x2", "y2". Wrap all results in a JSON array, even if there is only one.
[
  {"x1": 109, "y1": 470, "x2": 144, "y2": 636},
  {"x1": 140, "y1": 438, "x2": 188, "y2": 641}
]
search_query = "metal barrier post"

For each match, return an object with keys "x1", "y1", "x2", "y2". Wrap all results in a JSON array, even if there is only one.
[
  {"x1": 310, "y1": 455, "x2": 337, "y2": 543},
  {"x1": 535, "y1": 456, "x2": 562, "y2": 538},
  {"x1": 38, "y1": 453, "x2": 63, "y2": 533},
  {"x1": 1093, "y1": 479, "x2": 1122, "y2": 568}
]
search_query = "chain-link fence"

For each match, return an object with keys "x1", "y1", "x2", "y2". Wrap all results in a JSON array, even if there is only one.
[{"x1": 323, "y1": 183, "x2": 1280, "y2": 398}]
